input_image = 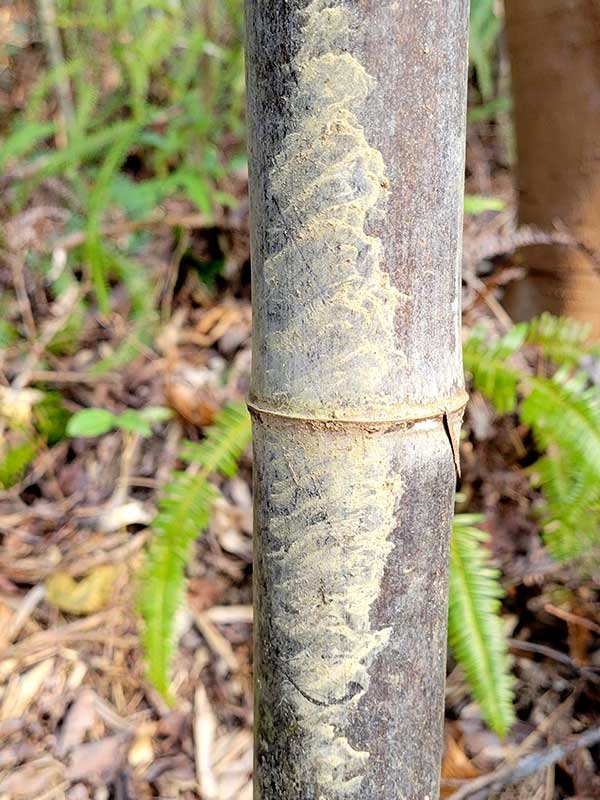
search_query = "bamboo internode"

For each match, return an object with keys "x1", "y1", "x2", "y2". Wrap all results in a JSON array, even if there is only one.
[{"x1": 245, "y1": 0, "x2": 469, "y2": 796}]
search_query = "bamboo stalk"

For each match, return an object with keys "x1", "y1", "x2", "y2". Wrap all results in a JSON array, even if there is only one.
[
  {"x1": 245, "y1": 1, "x2": 469, "y2": 797},
  {"x1": 503, "y1": 0, "x2": 600, "y2": 334}
]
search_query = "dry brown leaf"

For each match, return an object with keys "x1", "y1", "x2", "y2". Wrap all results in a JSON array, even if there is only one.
[
  {"x1": 57, "y1": 688, "x2": 97, "y2": 756},
  {"x1": 194, "y1": 684, "x2": 218, "y2": 800},
  {"x1": 65, "y1": 735, "x2": 130, "y2": 783},
  {"x1": 0, "y1": 658, "x2": 54, "y2": 721},
  {"x1": 128, "y1": 733, "x2": 154, "y2": 768},
  {"x1": 65, "y1": 783, "x2": 91, "y2": 800},
  {"x1": 441, "y1": 730, "x2": 481, "y2": 799},
  {"x1": 0, "y1": 758, "x2": 64, "y2": 798},
  {"x1": 96, "y1": 500, "x2": 152, "y2": 533},
  {"x1": 567, "y1": 620, "x2": 592, "y2": 666},
  {"x1": 164, "y1": 381, "x2": 219, "y2": 427},
  {"x1": 489, "y1": 773, "x2": 547, "y2": 800},
  {"x1": 0, "y1": 386, "x2": 43, "y2": 427},
  {"x1": 193, "y1": 610, "x2": 241, "y2": 673},
  {"x1": 45, "y1": 565, "x2": 118, "y2": 615},
  {"x1": 0, "y1": 601, "x2": 14, "y2": 650}
]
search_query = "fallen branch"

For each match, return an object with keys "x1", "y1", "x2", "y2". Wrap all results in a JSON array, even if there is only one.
[
  {"x1": 448, "y1": 723, "x2": 600, "y2": 800},
  {"x1": 463, "y1": 223, "x2": 600, "y2": 276},
  {"x1": 508, "y1": 638, "x2": 600, "y2": 685}
]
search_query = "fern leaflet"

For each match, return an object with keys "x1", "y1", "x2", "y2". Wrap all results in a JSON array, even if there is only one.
[
  {"x1": 0, "y1": 436, "x2": 40, "y2": 489},
  {"x1": 525, "y1": 313, "x2": 592, "y2": 367},
  {"x1": 179, "y1": 402, "x2": 252, "y2": 476},
  {"x1": 465, "y1": 317, "x2": 600, "y2": 563},
  {"x1": 523, "y1": 372, "x2": 600, "y2": 560},
  {"x1": 449, "y1": 515, "x2": 515, "y2": 737},
  {"x1": 139, "y1": 401, "x2": 251, "y2": 698},
  {"x1": 522, "y1": 371, "x2": 600, "y2": 475},
  {"x1": 463, "y1": 324, "x2": 527, "y2": 414},
  {"x1": 531, "y1": 450, "x2": 597, "y2": 559}
]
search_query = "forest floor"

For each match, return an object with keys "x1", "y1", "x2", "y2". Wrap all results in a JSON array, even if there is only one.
[{"x1": 2, "y1": 3, "x2": 600, "y2": 799}]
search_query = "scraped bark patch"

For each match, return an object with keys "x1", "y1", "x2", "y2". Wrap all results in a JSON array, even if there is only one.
[
  {"x1": 253, "y1": 420, "x2": 400, "y2": 796},
  {"x1": 261, "y1": 0, "x2": 403, "y2": 417}
]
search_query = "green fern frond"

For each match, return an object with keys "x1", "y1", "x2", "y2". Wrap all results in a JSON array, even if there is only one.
[
  {"x1": 464, "y1": 320, "x2": 600, "y2": 564},
  {"x1": 542, "y1": 490, "x2": 600, "y2": 562},
  {"x1": 449, "y1": 515, "x2": 515, "y2": 737},
  {"x1": 139, "y1": 401, "x2": 252, "y2": 698},
  {"x1": 531, "y1": 451, "x2": 600, "y2": 561},
  {"x1": 520, "y1": 372, "x2": 600, "y2": 560},
  {"x1": 463, "y1": 324, "x2": 527, "y2": 413},
  {"x1": 526, "y1": 313, "x2": 592, "y2": 366},
  {"x1": 522, "y1": 371, "x2": 600, "y2": 473},
  {"x1": 531, "y1": 450, "x2": 574, "y2": 512},
  {"x1": 139, "y1": 476, "x2": 218, "y2": 697},
  {"x1": 180, "y1": 401, "x2": 252, "y2": 477}
]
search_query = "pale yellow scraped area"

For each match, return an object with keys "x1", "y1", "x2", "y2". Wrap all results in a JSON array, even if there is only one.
[
  {"x1": 264, "y1": 0, "x2": 404, "y2": 417},
  {"x1": 264, "y1": 421, "x2": 402, "y2": 796}
]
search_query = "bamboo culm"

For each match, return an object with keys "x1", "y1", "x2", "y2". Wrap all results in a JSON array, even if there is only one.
[
  {"x1": 245, "y1": 1, "x2": 469, "y2": 797},
  {"x1": 503, "y1": 0, "x2": 600, "y2": 334}
]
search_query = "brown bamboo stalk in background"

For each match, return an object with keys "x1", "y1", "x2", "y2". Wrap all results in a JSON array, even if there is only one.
[
  {"x1": 245, "y1": 1, "x2": 469, "y2": 797},
  {"x1": 503, "y1": 0, "x2": 600, "y2": 334}
]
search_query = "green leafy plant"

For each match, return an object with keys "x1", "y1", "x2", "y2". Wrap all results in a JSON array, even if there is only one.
[
  {"x1": 449, "y1": 515, "x2": 515, "y2": 737},
  {"x1": 4, "y1": 0, "x2": 245, "y2": 320},
  {"x1": 138, "y1": 401, "x2": 251, "y2": 698},
  {"x1": 66, "y1": 406, "x2": 171, "y2": 438},
  {"x1": 464, "y1": 313, "x2": 600, "y2": 562},
  {"x1": 469, "y1": 0, "x2": 502, "y2": 102},
  {"x1": 454, "y1": 313, "x2": 600, "y2": 731},
  {"x1": 0, "y1": 390, "x2": 70, "y2": 488},
  {"x1": 463, "y1": 322, "x2": 527, "y2": 414},
  {"x1": 0, "y1": 437, "x2": 41, "y2": 490},
  {"x1": 525, "y1": 314, "x2": 593, "y2": 367}
]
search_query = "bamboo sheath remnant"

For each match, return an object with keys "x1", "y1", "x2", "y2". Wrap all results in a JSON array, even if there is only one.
[{"x1": 245, "y1": 0, "x2": 469, "y2": 797}]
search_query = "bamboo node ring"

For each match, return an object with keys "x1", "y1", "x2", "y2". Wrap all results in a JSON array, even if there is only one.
[{"x1": 246, "y1": 390, "x2": 469, "y2": 429}]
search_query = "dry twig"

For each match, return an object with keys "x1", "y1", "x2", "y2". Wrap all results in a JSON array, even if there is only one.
[{"x1": 448, "y1": 724, "x2": 600, "y2": 800}]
